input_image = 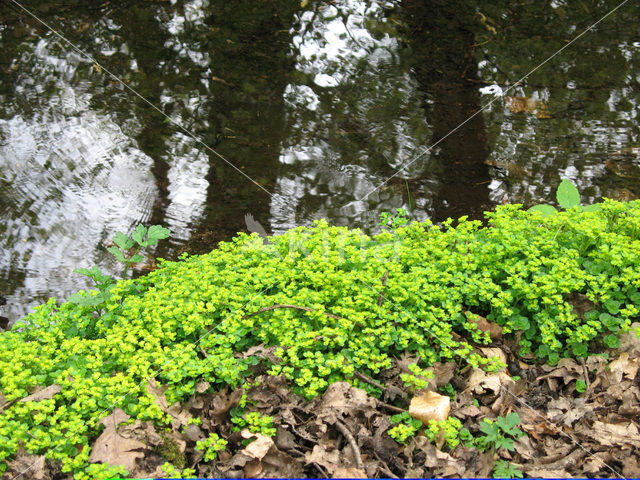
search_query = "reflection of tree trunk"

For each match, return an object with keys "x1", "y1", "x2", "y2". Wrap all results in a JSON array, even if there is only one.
[
  {"x1": 114, "y1": 4, "x2": 172, "y2": 227},
  {"x1": 187, "y1": 1, "x2": 299, "y2": 252},
  {"x1": 401, "y1": 0, "x2": 491, "y2": 222}
]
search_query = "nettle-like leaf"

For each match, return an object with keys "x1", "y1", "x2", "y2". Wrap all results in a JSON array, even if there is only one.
[
  {"x1": 128, "y1": 254, "x2": 145, "y2": 264},
  {"x1": 497, "y1": 412, "x2": 524, "y2": 437},
  {"x1": 145, "y1": 225, "x2": 171, "y2": 246},
  {"x1": 74, "y1": 266, "x2": 113, "y2": 286},
  {"x1": 556, "y1": 179, "x2": 581, "y2": 209},
  {"x1": 107, "y1": 246, "x2": 127, "y2": 263},
  {"x1": 113, "y1": 231, "x2": 135, "y2": 250},
  {"x1": 131, "y1": 224, "x2": 148, "y2": 246}
]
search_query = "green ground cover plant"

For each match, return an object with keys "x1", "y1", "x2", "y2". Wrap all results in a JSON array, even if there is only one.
[{"x1": 1, "y1": 195, "x2": 640, "y2": 477}]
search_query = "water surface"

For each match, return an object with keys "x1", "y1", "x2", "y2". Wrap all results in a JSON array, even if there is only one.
[{"x1": 1, "y1": 0, "x2": 639, "y2": 323}]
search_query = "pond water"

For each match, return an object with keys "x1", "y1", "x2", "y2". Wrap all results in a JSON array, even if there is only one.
[{"x1": 1, "y1": 0, "x2": 639, "y2": 324}]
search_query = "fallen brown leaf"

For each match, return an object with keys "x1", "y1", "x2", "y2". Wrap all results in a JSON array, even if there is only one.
[
  {"x1": 576, "y1": 420, "x2": 640, "y2": 449},
  {"x1": 19, "y1": 384, "x2": 62, "y2": 403},
  {"x1": 505, "y1": 96, "x2": 551, "y2": 118},
  {"x1": 409, "y1": 391, "x2": 450, "y2": 425},
  {"x1": 146, "y1": 378, "x2": 192, "y2": 428},
  {"x1": 88, "y1": 409, "x2": 146, "y2": 473},
  {"x1": 305, "y1": 444, "x2": 340, "y2": 474},
  {"x1": 333, "y1": 467, "x2": 367, "y2": 478},
  {"x1": 607, "y1": 352, "x2": 639, "y2": 383},
  {"x1": 464, "y1": 368, "x2": 514, "y2": 394},
  {"x1": 468, "y1": 313, "x2": 503, "y2": 341},
  {"x1": 6, "y1": 454, "x2": 46, "y2": 480}
]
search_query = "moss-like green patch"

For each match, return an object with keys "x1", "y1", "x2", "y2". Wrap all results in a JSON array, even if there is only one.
[{"x1": 1, "y1": 200, "x2": 640, "y2": 478}]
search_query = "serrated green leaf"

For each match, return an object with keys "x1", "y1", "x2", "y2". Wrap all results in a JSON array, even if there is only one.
[
  {"x1": 107, "y1": 246, "x2": 127, "y2": 263},
  {"x1": 131, "y1": 224, "x2": 147, "y2": 245},
  {"x1": 504, "y1": 412, "x2": 521, "y2": 430},
  {"x1": 128, "y1": 254, "x2": 144, "y2": 263},
  {"x1": 74, "y1": 266, "x2": 113, "y2": 285},
  {"x1": 67, "y1": 292, "x2": 104, "y2": 307},
  {"x1": 67, "y1": 292, "x2": 87, "y2": 305},
  {"x1": 528, "y1": 204, "x2": 557, "y2": 217},
  {"x1": 113, "y1": 232, "x2": 135, "y2": 250},
  {"x1": 144, "y1": 225, "x2": 170, "y2": 247},
  {"x1": 556, "y1": 179, "x2": 580, "y2": 209},
  {"x1": 496, "y1": 436, "x2": 515, "y2": 451}
]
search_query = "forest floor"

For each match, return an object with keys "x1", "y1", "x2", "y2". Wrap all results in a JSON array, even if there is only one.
[{"x1": 5, "y1": 324, "x2": 640, "y2": 480}]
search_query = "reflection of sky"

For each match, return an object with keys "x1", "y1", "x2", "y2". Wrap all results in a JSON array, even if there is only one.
[
  {"x1": 0, "y1": 76, "x2": 157, "y2": 320},
  {"x1": 0, "y1": 5, "x2": 213, "y2": 322},
  {"x1": 2, "y1": 0, "x2": 640, "y2": 324},
  {"x1": 271, "y1": 0, "x2": 431, "y2": 233},
  {"x1": 480, "y1": 80, "x2": 639, "y2": 206}
]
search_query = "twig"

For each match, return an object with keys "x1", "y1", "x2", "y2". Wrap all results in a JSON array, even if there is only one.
[
  {"x1": 335, "y1": 420, "x2": 364, "y2": 471},
  {"x1": 377, "y1": 271, "x2": 389, "y2": 307},
  {"x1": 373, "y1": 451, "x2": 399, "y2": 479},
  {"x1": 376, "y1": 400, "x2": 405, "y2": 414},
  {"x1": 199, "y1": 346, "x2": 209, "y2": 358},
  {"x1": 243, "y1": 304, "x2": 342, "y2": 321},
  {"x1": 353, "y1": 371, "x2": 385, "y2": 391},
  {"x1": 352, "y1": 372, "x2": 407, "y2": 408},
  {"x1": 579, "y1": 357, "x2": 591, "y2": 400}
]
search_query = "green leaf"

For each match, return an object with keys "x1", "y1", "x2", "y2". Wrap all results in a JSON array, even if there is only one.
[
  {"x1": 504, "y1": 412, "x2": 521, "y2": 430},
  {"x1": 496, "y1": 436, "x2": 515, "y2": 451},
  {"x1": 67, "y1": 292, "x2": 106, "y2": 307},
  {"x1": 113, "y1": 231, "x2": 135, "y2": 250},
  {"x1": 128, "y1": 254, "x2": 144, "y2": 263},
  {"x1": 67, "y1": 292, "x2": 88, "y2": 305},
  {"x1": 571, "y1": 342, "x2": 588, "y2": 357},
  {"x1": 603, "y1": 334, "x2": 620, "y2": 348},
  {"x1": 74, "y1": 266, "x2": 113, "y2": 285},
  {"x1": 510, "y1": 315, "x2": 530, "y2": 330},
  {"x1": 600, "y1": 313, "x2": 620, "y2": 332},
  {"x1": 575, "y1": 379, "x2": 587, "y2": 393},
  {"x1": 131, "y1": 224, "x2": 148, "y2": 246},
  {"x1": 603, "y1": 300, "x2": 621, "y2": 315},
  {"x1": 493, "y1": 460, "x2": 523, "y2": 479},
  {"x1": 556, "y1": 179, "x2": 581, "y2": 209},
  {"x1": 390, "y1": 414, "x2": 403, "y2": 424},
  {"x1": 107, "y1": 246, "x2": 127, "y2": 263},
  {"x1": 528, "y1": 204, "x2": 557, "y2": 217},
  {"x1": 144, "y1": 225, "x2": 171, "y2": 247},
  {"x1": 584, "y1": 310, "x2": 599, "y2": 322},
  {"x1": 579, "y1": 203, "x2": 601, "y2": 213}
]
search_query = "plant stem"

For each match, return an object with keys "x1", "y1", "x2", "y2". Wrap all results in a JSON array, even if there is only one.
[{"x1": 122, "y1": 245, "x2": 141, "y2": 280}]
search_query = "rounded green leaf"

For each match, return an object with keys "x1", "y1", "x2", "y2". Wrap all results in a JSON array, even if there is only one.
[
  {"x1": 528, "y1": 204, "x2": 557, "y2": 217},
  {"x1": 556, "y1": 179, "x2": 580, "y2": 209},
  {"x1": 579, "y1": 203, "x2": 601, "y2": 213}
]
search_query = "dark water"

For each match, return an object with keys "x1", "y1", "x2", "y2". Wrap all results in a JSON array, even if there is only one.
[{"x1": 1, "y1": 0, "x2": 639, "y2": 323}]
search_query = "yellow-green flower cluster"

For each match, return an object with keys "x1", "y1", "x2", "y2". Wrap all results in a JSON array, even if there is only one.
[{"x1": 1, "y1": 199, "x2": 639, "y2": 477}]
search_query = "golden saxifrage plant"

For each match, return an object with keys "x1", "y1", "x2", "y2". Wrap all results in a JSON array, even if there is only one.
[{"x1": 1, "y1": 199, "x2": 640, "y2": 478}]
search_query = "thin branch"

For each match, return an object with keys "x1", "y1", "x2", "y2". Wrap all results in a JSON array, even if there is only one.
[
  {"x1": 373, "y1": 451, "x2": 400, "y2": 479},
  {"x1": 377, "y1": 271, "x2": 389, "y2": 307},
  {"x1": 335, "y1": 420, "x2": 364, "y2": 471},
  {"x1": 354, "y1": 371, "x2": 386, "y2": 391},
  {"x1": 579, "y1": 357, "x2": 591, "y2": 400},
  {"x1": 376, "y1": 400, "x2": 405, "y2": 414},
  {"x1": 243, "y1": 304, "x2": 342, "y2": 321}
]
